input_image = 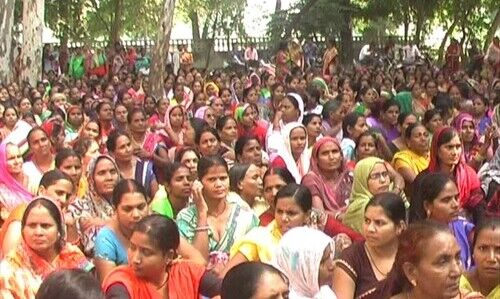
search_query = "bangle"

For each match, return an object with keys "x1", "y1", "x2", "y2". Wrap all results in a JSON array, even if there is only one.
[{"x1": 194, "y1": 225, "x2": 210, "y2": 232}]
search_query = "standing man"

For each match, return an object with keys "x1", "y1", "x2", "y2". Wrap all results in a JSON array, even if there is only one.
[{"x1": 244, "y1": 42, "x2": 259, "y2": 69}]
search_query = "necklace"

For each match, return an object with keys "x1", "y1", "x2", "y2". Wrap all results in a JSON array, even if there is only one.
[{"x1": 364, "y1": 244, "x2": 389, "y2": 277}]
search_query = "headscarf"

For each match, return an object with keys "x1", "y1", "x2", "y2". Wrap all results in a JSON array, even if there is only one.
[
  {"x1": 194, "y1": 106, "x2": 209, "y2": 120},
  {"x1": 247, "y1": 73, "x2": 261, "y2": 88},
  {"x1": 276, "y1": 122, "x2": 310, "y2": 183},
  {"x1": 451, "y1": 112, "x2": 479, "y2": 161},
  {"x1": 343, "y1": 157, "x2": 386, "y2": 233},
  {"x1": 234, "y1": 103, "x2": 251, "y2": 123},
  {"x1": 204, "y1": 82, "x2": 219, "y2": 97},
  {"x1": 304, "y1": 137, "x2": 352, "y2": 211},
  {"x1": 428, "y1": 127, "x2": 482, "y2": 209},
  {"x1": 163, "y1": 104, "x2": 186, "y2": 145},
  {"x1": 478, "y1": 148, "x2": 500, "y2": 216},
  {"x1": 311, "y1": 77, "x2": 330, "y2": 98},
  {"x1": 287, "y1": 92, "x2": 305, "y2": 123},
  {"x1": 0, "y1": 142, "x2": 33, "y2": 208},
  {"x1": 230, "y1": 80, "x2": 240, "y2": 103},
  {"x1": 273, "y1": 227, "x2": 336, "y2": 299}
]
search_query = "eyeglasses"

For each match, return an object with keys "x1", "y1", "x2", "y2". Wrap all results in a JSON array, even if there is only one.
[{"x1": 368, "y1": 171, "x2": 389, "y2": 181}]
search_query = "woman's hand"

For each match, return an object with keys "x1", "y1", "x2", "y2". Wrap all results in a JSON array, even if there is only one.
[
  {"x1": 79, "y1": 217, "x2": 105, "y2": 231},
  {"x1": 192, "y1": 181, "x2": 208, "y2": 216}
]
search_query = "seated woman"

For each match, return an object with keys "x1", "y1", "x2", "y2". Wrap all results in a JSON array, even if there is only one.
[
  {"x1": 216, "y1": 116, "x2": 238, "y2": 168},
  {"x1": 235, "y1": 104, "x2": 267, "y2": 148},
  {"x1": 273, "y1": 227, "x2": 338, "y2": 298},
  {"x1": 422, "y1": 108, "x2": 444, "y2": 139},
  {"x1": 303, "y1": 113, "x2": 323, "y2": 153},
  {"x1": 343, "y1": 157, "x2": 405, "y2": 233},
  {"x1": 334, "y1": 192, "x2": 406, "y2": 299},
  {"x1": 102, "y1": 215, "x2": 220, "y2": 299},
  {"x1": 302, "y1": 136, "x2": 353, "y2": 218},
  {"x1": 0, "y1": 197, "x2": 93, "y2": 299},
  {"x1": 23, "y1": 127, "x2": 56, "y2": 193},
  {"x1": 452, "y1": 112, "x2": 492, "y2": 171},
  {"x1": 382, "y1": 222, "x2": 463, "y2": 299},
  {"x1": 259, "y1": 167, "x2": 296, "y2": 226},
  {"x1": 176, "y1": 156, "x2": 258, "y2": 266},
  {"x1": 234, "y1": 136, "x2": 267, "y2": 171},
  {"x1": 221, "y1": 261, "x2": 289, "y2": 299},
  {"x1": 413, "y1": 126, "x2": 486, "y2": 223},
  {"x1": 106, "y1": 130, "x2": 158, "y2": 199},
  {"x1": 228, "y1": 163, "x2": 265, "y2": 214},
  {"x1": 0, "y1": 143, "x2": 33, "y2": 219},
  {"x1": 162, "y1": 104, "x2": 186, "y2": 147},
  {"x1": 174, "y1": 146, "x2": 200, "y2": 179},
  {"x1": 55, "y1": 149, "x2": 83, "y2": 201},
  {"x1": 68, "y1": 154, "x2": 121, "y2": 256},
  {"x1": 36, "y1": 269, "x2": 105, "y2": 299},
  {"x1": 151, "y1": 162, "x2": 193, "y2": 219},
  {"x1": 270, "y1": 122, "x2": 310, "y2": 183},
  {"x1": 1, "y1": 170, "x2": 75, "y2": 256},
  {"x1": 409, "y1": 172, "x2": 476, "y2": 270},
  {"x1": 392, "y1": 123, "x2": 430, "y2": 190},
  {"x1": 94, "y1": 179, "x2": 205, "y2": 282},
  {"x1": 459, "y1": 217, "x2": 500, "y2": 298},
  {"x1": 388, "y1": 112, "x2": 417, "y2": 156},
  {"x1": 195, "y1": 126, "x2": 228, "y2": 158},
  {"x1": 341, "y1": 112, "x2": 369, "y2": 163},
  {"x1": 367, "y1": 99, "x2": 400, "y2": 143}
]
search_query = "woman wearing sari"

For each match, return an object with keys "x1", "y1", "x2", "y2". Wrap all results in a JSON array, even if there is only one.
[
  {"x1": 343, "y1": 157, "x2": 405, "y2": 233},
  {"x1": 176, "y1": 156, "x2": 258, "y2": 267},
  {"x1": 23, "y1": 127, "x2": 56, "y2": 194},
  {"x1": 302, "y1": 137, "x2": 353, "y2": 219},
  {"x1": 270, "y1": 122, "x2": 310, "y2": 183},
  {"x1": 322, "y1": 39, "x2": 338, "y2": 80},
  {"x1": 0, "y1": 143, "x2": 33, "y2": 218},
  {"x1": 235, "y1": 103, "x2": 267, "y2": 148},
  {"x1": 194, "y1": 106, "x2": 217, "y2": 128},
  {"x1": 103, "y1": 215, "x2": 220, "y2": 299},
  {"x1": 162, "y1": 104, "x2": 186, "y2": 147},
  {"x1": 0, "y1": 197, "x2": 93, "y2": 299},
  {"x1": 413, "y1": 126, "x2": 486, "y2": 224},
  {"x1": 68, "y1": 155, "x2": 121, "y2": 256}
]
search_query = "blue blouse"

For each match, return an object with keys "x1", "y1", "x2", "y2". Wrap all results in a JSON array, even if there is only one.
[{"x1": 94, "y1": 226, "x2": 128, "y2": 265}]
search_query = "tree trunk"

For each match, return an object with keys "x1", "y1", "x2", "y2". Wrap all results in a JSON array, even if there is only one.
[
  {"x1": 0, "y1": 0, "x2": 16, "y2": 83},
  {"x1": 339, "y1": 0, "x2": 353, "y2": 66},
  {"x1": 414, "y1": 11, "x2": 424, "y2": 45},
  {"x1": 437, "y1": 19, "x2": 458, "y2": 65},
  {"x1": 58, "y1": 0, "x2": 70, "y2": 74},
  {"x1": 189, "y1": 11, "x2": 200, "y2": 41},
  {"x1": 484, "y1": 9, "x2": 500, "y2": 51},
  {"x1": 110, "y1": 0, "x2": 124, "y2": 45},
  {"x1": 283, "y1": 0, "x2": 320, "y2": 38},
  {"x1": 275, "y1": 0, "x2": 281, "y2": 12},
  {"x1": 21, "y1": 0, "x2": 44, "y2": 87},
  {"x1": 150, "y1": 0, "x2": 176, "y2": 100},
  {"x1": 204, "y1": 12, "x2": 219, "y2": 70}
]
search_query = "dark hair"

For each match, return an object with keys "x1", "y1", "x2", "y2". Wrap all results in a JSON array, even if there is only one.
[
  {"x1": 39, "y1": 169, "x2": 73, "y2": 189},
  {"x1": 95, "y1": 101, "x2": 111, "y2": 114},
  {"x1": 106, "y1": 129, "x2": 130, "y2": 152},
  {"x1": 22, "y1": 197, "x2": 65, "y2": 252},
  {"x1": 2, "y1": 105, "x2": 18, "y2": 118},
  {"x1": 404, "y1": 122, "x2": 425, "y2": 140},
  {"x1": 342, "y1": 111, "x2": 363, "y2": 138},
  {"x1": 284, "y1": 94, "x2": 300, "y2": 110},
  {"x1": 365, "y1": 192, "x2": 406, "y2": 224},
  {"x1": 221, "y1": 262, "x2": 287, "y2": 299},
  {"x1": 382, "y1": 221, "x2": 451, "y2": 297},
  {"x1": 216, "y1": 115, "x2": 235, "y2": 131},
  {"x1": 397, "y1": 112, "x2": 416, "y2": 126},
  {"x1": 471, "y1": 217, "x2": 500, "y2": 253},
  {"x1": 229, "y1": 164, "x2": 251, "y2": 192},
  {"x1": 435, "y1": 126, "x2": 459, "y2": 149},
  {"x1": 355, "y1": 131, "x2": 378, "y2": 150},
  {"x1": 243, "y1": 85, "x2": 256, "y2": 100},
  {"x1": 382, "y1": 99, "x2": 400, "y2": 112},
  {"x1": 174, "y1": 146, "x2": 200, "y2": 163},
  {"x1": 55, "y1": 149, "x2": 81, "y2": 168},
  {"x1": 27, "y1": 127, "x2": 48, "y2": 146},
  {"x1": 133, "y1": 215, "x2": 180, "y2": 253},
  {"x1": 164, "y1": 162, "x2": 189, "y2": 185},
  {"x1": 195, "y1": 126, "x2": 221, "y2": 145},
  {"x1": 127, "y1": 108, "x2": 146, "y2": 124},
  {"x1": 197, "y1": 155, "x2": 228, "y2": 179},
  {"x1": 321, "y1": 100, "x2": 342, "y2": 120},
  {"x1": 263, "y1": 167, "x2": 296, "y2": 185},
  {"x1": 274, "y1": 183, "x2": 312, "y2": 212},
  {"x1": 73, "y1": 137, "x2": 97, "y2": 158},
  {"x1": 111, "y1": 179, "x2": 147, "y2": 208},
  {"x1": 302, "y1": 113, "x2": 321, "y2": 127},
  {"x1": 35, "y1": 269, "x2": 104, "y2": 299},
  {"x1": 409, "y1": 172, "x2": 453, "y2": 223},
  {"x1": 423, "y1": 109, "x2": 441, "y2": 125}
]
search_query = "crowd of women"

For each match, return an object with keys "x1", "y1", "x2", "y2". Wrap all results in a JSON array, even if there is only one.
[{"x1": 0, "y1": 39, "x2": 499, "y2": 299}]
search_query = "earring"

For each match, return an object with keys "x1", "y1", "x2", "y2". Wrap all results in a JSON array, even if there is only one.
[
  {"x1": 426, "y1": 210, "x2": 431, "y2": 217},
  {"x1": 411, "y1": 279, "x2": 417, "y2": 287}
]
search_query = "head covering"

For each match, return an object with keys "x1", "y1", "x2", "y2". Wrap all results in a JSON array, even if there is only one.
[
  {"x1": 277, "y1": 122, "x2": 310, "y2": 183},
  {"x1": 343, "y1": 157, "x2": 386, "y2": 232},
  {"x1": 451, "y1": 112, "x2": 479, "y2": 160},
  {"x1": 427, "y1": 127, "x2": 482, "y2": 209},
  {"x1": 230, "y1": 80, "x2": 240, "y2": 104},
  {"x1": 0, "y1": 142, "x2": 33, "y2": 209},
  {"x1": 194, "y1": 106, "x2": 209, "y2": 120},
  {"x1": 234, "y1": 103, "x2": 251, "y2": 123},
  {"x1": 163, "y1": 104, "x2": 186, "y2": 145},
  {"x1": 305, "y1": 137, "x2": 352, "y2": 211},
  {"x1": 311, "y1": 77, "x2": 330, "y2": 96},
  {"x1": 204, "y1": 82, "x2": 220, "y2": 97},
  {"x1": 286, "y1": 92, "x2": 305, "y2": 123},
  {"x1": 247, "y1": 73, "x2": 261, "y2": 88},
  {"x1": 273, "y1": 227, "x2": 335, "y2": 299}
]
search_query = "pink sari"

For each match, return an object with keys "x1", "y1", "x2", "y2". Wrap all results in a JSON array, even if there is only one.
[{"x1": 0, "y1": 143, "x2": 32, "y2": 211}]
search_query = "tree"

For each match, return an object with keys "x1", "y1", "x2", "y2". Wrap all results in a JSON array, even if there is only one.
[
  {"x1": 0, "y1": 0, "x2": 16, "y2": 83},
  {"x1": 21, "y1": 0, "x2": 44, "y2": 86},
  {"x1": 149, "y1": 0, "x2": 176, "y2": 100}
]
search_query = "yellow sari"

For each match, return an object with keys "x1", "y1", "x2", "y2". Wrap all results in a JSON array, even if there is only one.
[
  {"x1": 392, "y1": 149, "x2": 429, "y2": 175},
  {"x1": 229, "y1": 220, "x2": 282, "y2": 263}
]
